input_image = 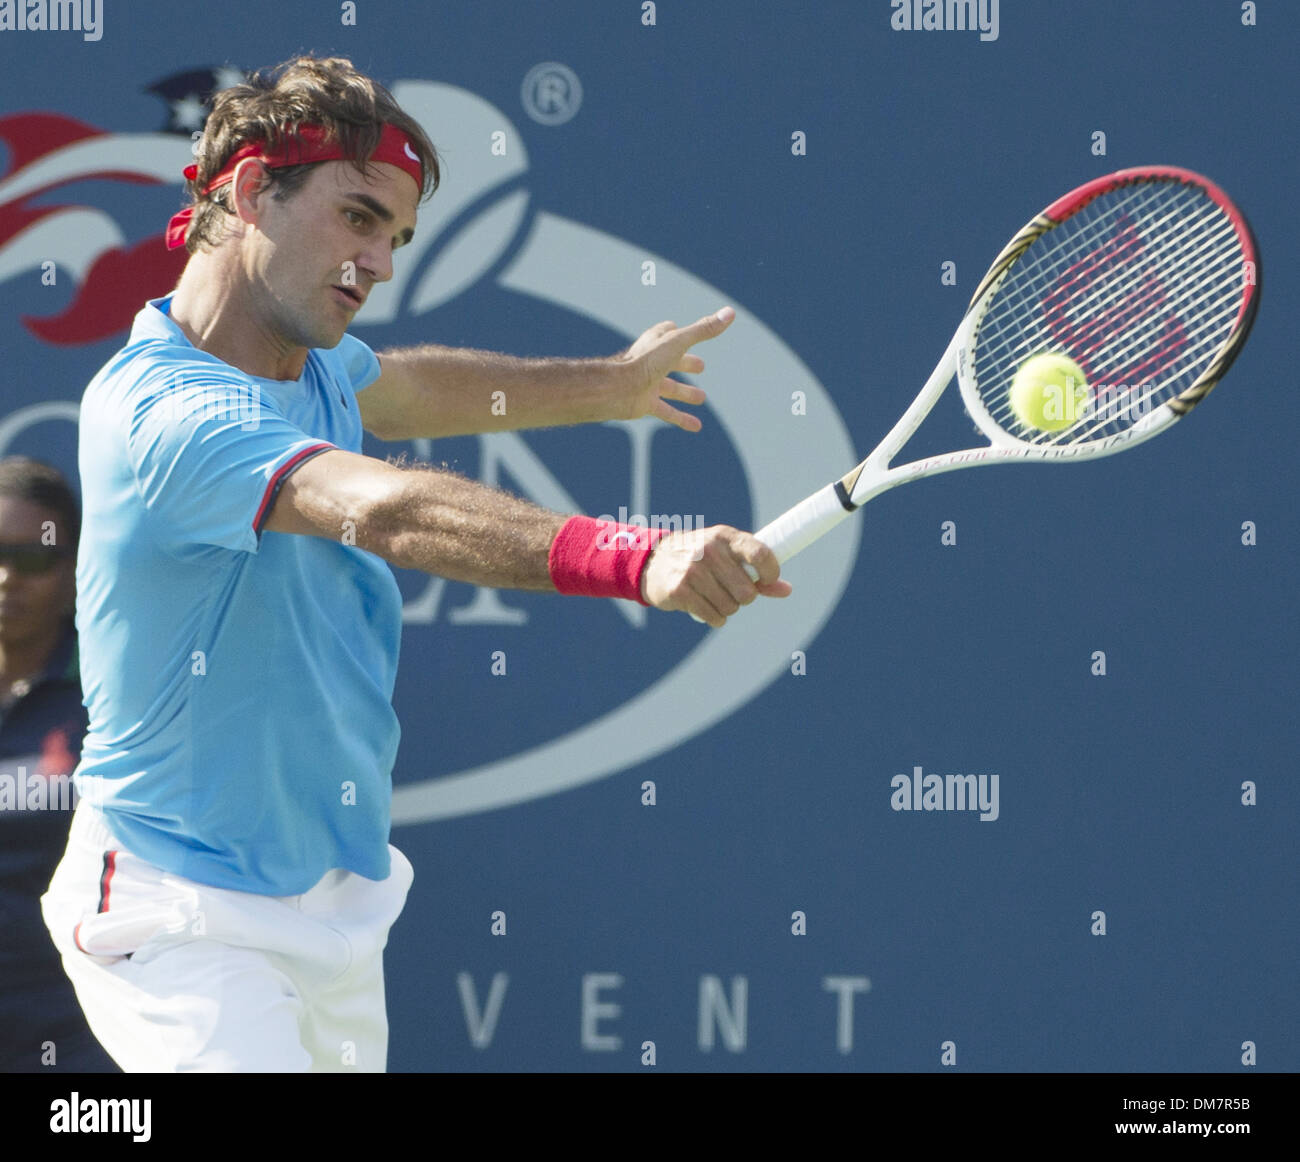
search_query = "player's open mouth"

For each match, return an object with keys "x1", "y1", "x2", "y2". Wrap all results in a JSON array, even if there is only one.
[{"x1": 332, "y1": 286, "x2": 364, "y2": 309}]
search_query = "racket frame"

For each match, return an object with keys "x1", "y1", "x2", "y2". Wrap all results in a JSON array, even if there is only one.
[{"x1": 752, "y1": 166, "x2": 1261, "y2": 566}]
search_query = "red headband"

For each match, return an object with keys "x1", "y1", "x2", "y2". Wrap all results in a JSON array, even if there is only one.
[{"x1": 165, "y1": 123, "x2": 424, "y2": 250}]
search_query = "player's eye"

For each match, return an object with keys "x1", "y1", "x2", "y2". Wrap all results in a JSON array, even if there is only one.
[{"x1": 344, "y1": 209, "x2": 367, "y2": 227}]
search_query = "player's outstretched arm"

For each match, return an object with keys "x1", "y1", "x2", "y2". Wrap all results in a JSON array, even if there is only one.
[
  {"x1": 263, "y1": 448, "x2": 788, "y2": 625},
  {"x1": 357, "y1": 308, "x2": 734, "y2": 441}
]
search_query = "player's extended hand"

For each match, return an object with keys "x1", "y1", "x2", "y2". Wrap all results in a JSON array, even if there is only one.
[
  {"x1": 613, "y1": 307, "x2": 736, "y2": 432},
  {"x1": 640, "y1": 524, "x2": 791, "y2": 626}
]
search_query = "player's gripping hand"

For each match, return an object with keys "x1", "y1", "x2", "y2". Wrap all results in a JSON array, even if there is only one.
[{"x1": 640, "y1": 525, "x2": 791, "y2": 627}]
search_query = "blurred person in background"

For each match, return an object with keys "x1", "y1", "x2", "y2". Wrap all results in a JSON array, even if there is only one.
[{"x1": 0, "y1": 456, "x2": 115, "y2": 1072}]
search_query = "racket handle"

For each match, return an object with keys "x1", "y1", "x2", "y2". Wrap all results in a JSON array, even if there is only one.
[
  {"x1": 751, "y1": 482, "x2": 851, "y2": 566},
  {"x1": 690, "y1": 483, "x2": 851, "y2": 621}
]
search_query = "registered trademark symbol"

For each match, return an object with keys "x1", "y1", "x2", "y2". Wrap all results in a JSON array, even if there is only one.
[{"x1": 521, "y1": 62, "x2": 582, "y2": 126}]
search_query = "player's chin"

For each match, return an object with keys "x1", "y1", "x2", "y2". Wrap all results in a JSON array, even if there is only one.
[{"x1": 305, "y1": 314, "x2": 349, "y2": 350}]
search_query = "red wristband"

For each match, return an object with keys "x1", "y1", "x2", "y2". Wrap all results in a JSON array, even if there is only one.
[{"x1": 548, "y1": 515, "x2": 669, "y2": 604}]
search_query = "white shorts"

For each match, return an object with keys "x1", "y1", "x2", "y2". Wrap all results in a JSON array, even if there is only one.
[{"x1": 40, "y1": 800, "x2": 414, "y2": 1073}]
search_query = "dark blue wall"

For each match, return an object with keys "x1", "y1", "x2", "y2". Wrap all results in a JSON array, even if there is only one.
[{"x1": 2, "y1": 0, "x2": 1295, "y2": 1072}]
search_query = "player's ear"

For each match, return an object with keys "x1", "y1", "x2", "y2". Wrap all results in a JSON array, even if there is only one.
[{"x1": 229, "y1": 158, "x2": 276, "y2": 226}]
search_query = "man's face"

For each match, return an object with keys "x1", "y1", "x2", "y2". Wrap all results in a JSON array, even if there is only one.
[
  {"x1": 242, "y1": 159, "x2": 419, "y2": 357},
  {"x1": 0, "y1": 495, "x2": 75, "y2": 650}
]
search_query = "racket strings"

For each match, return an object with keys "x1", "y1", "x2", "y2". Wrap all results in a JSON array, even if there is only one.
[
  {"x1": 992, "y1": 190, "x2": 1236, "y2": 418},
  {"x1": 1073, "y1": 257, "x2": 1243, "y2": 432},
  {"x1": 972, "y1": 179, "x2": 1248, "y2": 445},
  {"x1": 982, "y1": 191, "x2": 1240, "y2": 441},
  {"x1": 1040, "y1": 239, "x2": 1242, "y2": 440},
  {"x1": 1038, "y1": 206, "x2": 1238, "y2": 387},
  {"x1": 1014, "y1": 184, "x2": 1233, "y2": 341}
]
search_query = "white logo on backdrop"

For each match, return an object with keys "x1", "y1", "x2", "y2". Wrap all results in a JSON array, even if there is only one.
[
  {"x1": 520, "y1": 62, "x2": 583, "y2": 126},
  {"x1": 369, "y1": 82, "x2": 861, "y2": 823}
]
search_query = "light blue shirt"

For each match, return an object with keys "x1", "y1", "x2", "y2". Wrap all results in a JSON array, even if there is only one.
[{"x1": 74, "y1": 294, "x2": 404, "y2": 895}]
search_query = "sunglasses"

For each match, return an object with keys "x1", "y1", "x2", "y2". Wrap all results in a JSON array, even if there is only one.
[{"x1": 0, "y1": 543, "x2": 73, "y2": 575}]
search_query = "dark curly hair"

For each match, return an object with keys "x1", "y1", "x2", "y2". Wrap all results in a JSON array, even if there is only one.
[{"x1": 179, "y1": 54, "x2": 441, "y2": 253}]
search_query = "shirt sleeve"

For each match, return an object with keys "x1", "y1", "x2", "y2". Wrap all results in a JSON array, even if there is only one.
[
  {"x1": 332, "y1": 332, "x2": 382, "y2": 395},
  {"x1": 125, "y1": 368, "x2": 334, "y2": 556}
]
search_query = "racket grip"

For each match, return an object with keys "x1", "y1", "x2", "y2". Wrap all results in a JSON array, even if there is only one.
[
  {"x1": 689, "y1": 483, "x2": 851, "y2": 621},
  {"x1": 752, "y1": 482, "x2": 851, "y2": 566}
]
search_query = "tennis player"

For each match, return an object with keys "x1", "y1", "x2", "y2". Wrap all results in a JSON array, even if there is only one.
[{"x1": 40, "y1": 55, "x2": 788, "y2": 1072}]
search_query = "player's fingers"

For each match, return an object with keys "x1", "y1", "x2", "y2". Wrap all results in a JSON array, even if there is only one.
[
  {"x1": 687, "y1": 589, "x2": 728, "y2": 628},
  {"x1": 692, "y1": 534, "x2": 766, "y2": 611},
  {"x1": 728, "y1": 531, "x2": 782, "y2": 586},
  {"x1": 754, "y1": 578, "x2": 793, "y2": 598},
  {"x1": 677, "y1": 353, "x2": 706, "y2": 375},
  {"x1": 651, "y1": 399, "x2": 703, "y2": 432},
  {"x1": 660, "y1": 376, "x2": 706, "y2": 405},
  {"x1": 673, "y1": 306, "x2": 735, "y2": 350},
  {"x1": 686, "y1": 566, "x2": 742, "y2": 625}
]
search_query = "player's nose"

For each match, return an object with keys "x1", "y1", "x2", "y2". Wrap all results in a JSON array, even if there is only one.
[{"x1": 359, "y1": 244, "x2": 394, "y2": 286}]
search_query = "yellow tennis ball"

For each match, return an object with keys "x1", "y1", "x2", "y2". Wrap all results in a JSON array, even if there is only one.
[{"x1": 1009, "y1": 353, "x2": 1091, "y2": 431}]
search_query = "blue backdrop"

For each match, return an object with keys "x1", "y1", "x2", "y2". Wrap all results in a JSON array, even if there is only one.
[{"x1": 1, "y1": 0, "x2": 1295, "y2": 1072}]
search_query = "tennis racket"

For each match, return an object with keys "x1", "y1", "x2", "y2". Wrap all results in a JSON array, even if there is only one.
[{"x1": 741, "y1": 165, "x2": 1261, "y2": 584}]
